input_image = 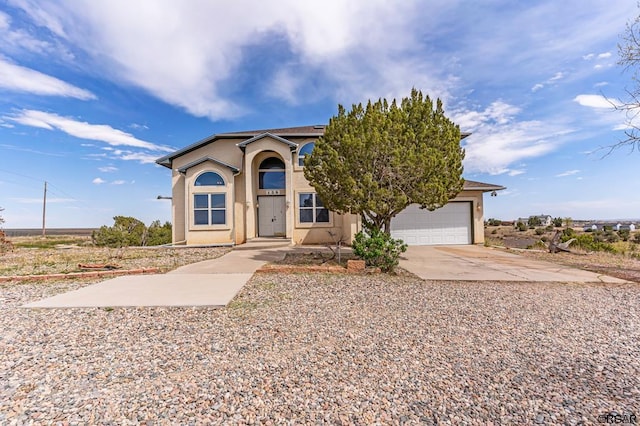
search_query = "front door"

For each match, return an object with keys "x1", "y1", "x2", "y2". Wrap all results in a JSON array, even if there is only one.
[{"x1": 258, "y1": 196, "x2": 286, "y2": 237}]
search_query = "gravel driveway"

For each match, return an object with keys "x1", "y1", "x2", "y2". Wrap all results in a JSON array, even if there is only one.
[{"x1": 2, "y1": 274, "x2": 639, "y2": 424}]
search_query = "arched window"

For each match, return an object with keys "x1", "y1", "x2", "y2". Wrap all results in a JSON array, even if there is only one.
[
  {"x1": 259, "y1": 157, "x2": 285, "y2": 189},
  {"x1": 298, "y1": 142, "x2": 315, "y2": 166},
  {"x1": 193, "y1": 172, "x2": 226, "y2": 226},
  {"x1": 195, "y1": 172, "x2": 225, "y2": 186}
]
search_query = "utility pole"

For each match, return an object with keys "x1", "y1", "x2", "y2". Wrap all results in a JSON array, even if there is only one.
[{"x1": 42, "y1": 181, "x2": 47, "y2": 238}]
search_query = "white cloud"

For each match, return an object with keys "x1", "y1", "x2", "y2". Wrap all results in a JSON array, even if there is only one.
[
  {"x1": 5, "y1": 110, "x2": 174, "y2": 152},
  {"x1": 573, "y1": 94, "x2": 617, "y2": 109},
  {"x1": 549, "y1": 72, "x2": 564, "y2": 81},
  {"x1": 111, "y1": 180, "x2": 126, "y2": 185},
  {"x1": 0, "y1": 58, "x2": 95, "y2": 99},
  {"x1": 92, "y1": 177, "x2": 106, "y2": 184},
  {"x1": 453, "y1": 100, "x2": 521, "y2": 130},
  {"x1": 98, "y1": 166, "x2": 118, "y2": 173},
  {"x1": 115, "y1": 151, "x2": 160, "y2": 164},
  {"x1": 129, "y1": 123, "x2": 149, "y2": 130},
  {"x1": 531, "y1": 71, "x2": 566, "y2": 92},
  {"x1": 454, "y1": 100, "x2": 573, "y2": 174},
  {"x1": 0, "y1": 10, "x2": 60, "y2": 56},
  {"x1": 508, "y1": 169, "x2": 526, "y2": 176},
  {"x1": 9, "y1": 1, "x2": 441, "y2": 119},
  {"x1": 584, "y1": 51, "x2": 613, "y2": 61},
  {"x1": 555, "y1": 169, "x2": 580, "y2": 177}
]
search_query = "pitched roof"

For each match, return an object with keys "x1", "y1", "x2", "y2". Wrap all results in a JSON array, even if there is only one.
[
  {"x1": 236, "y1": 132, "x2": 299, "y2": 150},
  {"x1": 176, "y1": 156, "x2": 240, "y2": 174},
  {"x1": 463, "y1": 180, "x2": 505, "y2": 192},
  {"x1": 156, "y1": 125, "x2": 325, "y2": 168}
]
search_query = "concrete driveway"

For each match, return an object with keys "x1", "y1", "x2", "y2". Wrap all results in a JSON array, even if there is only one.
[{"x1": 400, "y1": 245, "x2": 628, "y2": 283}]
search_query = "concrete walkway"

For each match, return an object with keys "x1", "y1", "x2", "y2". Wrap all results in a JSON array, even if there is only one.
[
  {"x1": 23, "y1": 241, "x2": 630, "y2": 309},
  {"x1": 400, "y1": 245, "x2": 629, "y2": 283},
  {"x1": 22, "y1": 239, "x2": 289, "y2": 309}
]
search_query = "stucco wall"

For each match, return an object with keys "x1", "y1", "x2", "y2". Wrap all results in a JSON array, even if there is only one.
[
  {"x1": 449, "y1": 190, "x2": 485, "y2": 244},
  {"x1": 167, "y1": 134, "x2": 488, "y2": 246}
]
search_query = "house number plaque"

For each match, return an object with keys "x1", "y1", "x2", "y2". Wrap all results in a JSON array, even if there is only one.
[{"x1": 265, "y1": 190, "x2": 281, "y2": 195}]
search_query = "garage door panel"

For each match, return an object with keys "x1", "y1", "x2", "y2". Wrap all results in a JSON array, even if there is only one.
[{"x1": 391, "y1": 202, "x2": 472, "y2": 245}]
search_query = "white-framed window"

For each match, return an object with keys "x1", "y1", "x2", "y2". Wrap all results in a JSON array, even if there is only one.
[
  {"x1": 299, "y1": 193, "x2": 329, "y2": 223},
  {"x1": 193, "y1": 171, "x2": 226, "y2": 226},
  {"x1": 298, "y1": 142, "x2": 315, "y2": 166},
  {"x1": 195, "y1": 171, "x2": 225, "y2": 186},
  {"x1": 194, "y1": 193, "x2": 226, "y2": 225},
  {"x1": 258, "y1": 157, "x2": 285, "y2": 189}
]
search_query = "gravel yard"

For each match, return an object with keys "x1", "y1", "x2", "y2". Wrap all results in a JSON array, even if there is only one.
[{"x1": 2, "y1": 273, "x2": 639, "y2": 424}]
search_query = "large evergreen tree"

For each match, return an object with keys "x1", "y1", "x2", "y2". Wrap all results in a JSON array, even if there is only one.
[{"x1": 304, "y1": 89, "x2": 465, "y2": 233}]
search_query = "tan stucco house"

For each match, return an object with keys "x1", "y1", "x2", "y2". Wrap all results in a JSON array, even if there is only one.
[{"x1": 156, "y1": 125, "x2": 504, "y2": 246}]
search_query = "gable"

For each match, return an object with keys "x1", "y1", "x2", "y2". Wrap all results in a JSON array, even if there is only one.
[
  {"x1": 177, "y1": 156, "x2": 240, "y2": 174},
  {"x1": 236, "y1": 133, "x2": 298, "y2": 150}
]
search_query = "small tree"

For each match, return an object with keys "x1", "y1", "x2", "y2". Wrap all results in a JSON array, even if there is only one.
[
  {"x1": 563, "y1": 217, "x2": 573, "y2": 228},
  {"x1": 552, "y1": 217, "x2": 563, "y2": 227},
  {"x1": 92, "y1": 216, "x2": 147, "y2": 247},
  {"x1": 527, "y1": 216, "x2": 542, "y2": 227},
  {"x1": 0, "y1": 206, "x2": 4, "y2": 226},
  {"x1": 305, "y1": 88, "x2": 465, "y2": 234},
  {"x1": 146, "y1": 220, "x2": 172, "y2": 246},
  {"x1": 486, "y1": 218, "x2": 502, "y2": 226}
]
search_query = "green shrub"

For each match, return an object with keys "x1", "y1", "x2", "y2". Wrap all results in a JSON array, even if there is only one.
[
  {"x1": 516, "y1": 222, "x2": 527, "y2": 232},
  {"x1": 570, "y1": 234, "x2": 616, "y2": 253},
  {"x1": 552, "y1": 217, "x2": 563, "y2": 227},
  {"x1": 92, "y1": 216, "x2": 172, "y2": 247},
  {"x1": 352, "y1": 229, "x2": 407, "y2": 273},
  {"x1": 146, "y1": 220, "x2": 172, "y2": 246},
  {"x1": 618, "y1": 229, "x2": 630, "y2": 241},
  {"x1": 604, "y1": 231, "x2": 619, "y2": 243},
  {"x1": 535, "y1": 228, "x2": 545, "y2": 235}
]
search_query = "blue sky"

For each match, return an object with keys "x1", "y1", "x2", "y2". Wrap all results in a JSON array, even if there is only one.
[{"x1": 0, "y1": 1, "x2": 638, "y2": 228}]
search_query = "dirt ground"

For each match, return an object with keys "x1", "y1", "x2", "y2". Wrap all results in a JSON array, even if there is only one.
[{"x1": 486, "y1": 226, "x2": 640, "y2": 283}]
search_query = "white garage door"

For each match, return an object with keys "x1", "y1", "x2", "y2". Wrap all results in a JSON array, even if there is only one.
[{"x1": 390, "y1": 202, "x2": 472, "y2": 245}]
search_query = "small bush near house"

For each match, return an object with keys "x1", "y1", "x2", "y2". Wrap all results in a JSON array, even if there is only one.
[
  {"x1": 352, "y1": 229, "x2": 407, "y2": 273},
  {"x1": 569, "y1": 234, "x2": 617, "y2": 253},
  {"x1": 516, "y1": 222, "x2": 527, "y2": 232},
  {"x1": 92, "y1": 216, "x2": 172, "y2": 247},
  {"x1": 605, "y1": 231, "x2": 620, "y2": 243},
  {"x1": 618, "y1": 229, "x2": 630, "y2": 241},
  {"x1": 146, "y1": 220, "x2": 172, "y2": 246},
  {"x1": 535, "y1": 228, "x2": 545, "y2": 235}
]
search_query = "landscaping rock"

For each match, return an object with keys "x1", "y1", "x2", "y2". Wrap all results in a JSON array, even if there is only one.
[{"x1": 1, "y1": 274, "x2": 639, "y2": 424}]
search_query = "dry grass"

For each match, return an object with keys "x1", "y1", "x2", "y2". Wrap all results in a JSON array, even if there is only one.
[
  {"x1": 485, "y1": 226, "x2": 640, "y2": 283},
  {"x1": 0, "y1": 236, "x2": 230, "y2": 277}
]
